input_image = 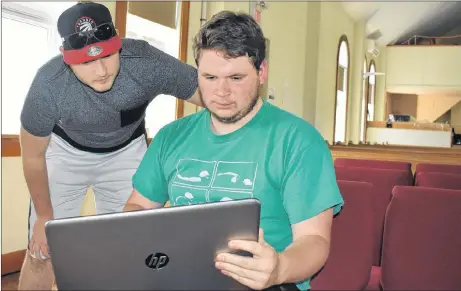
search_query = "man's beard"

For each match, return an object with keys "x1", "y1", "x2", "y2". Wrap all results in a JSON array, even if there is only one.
[{"x1": 199, "y1": 85, "x2": 260, "y2": 124}]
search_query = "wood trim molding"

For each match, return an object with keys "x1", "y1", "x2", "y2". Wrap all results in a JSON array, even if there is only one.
[
  {"x1": 115, "y1": 1, "x2": 128, "y2": 38},
  {"x1": 2, "y1": 135, "x2": 21, "y2": 157},
  {"x1": 387, "y1": 44, "x2": 461, "y2": 47},
  {"x1": 1, "y1": 249, "x2": 26, "y2": 275},
  {"x1": 367, "y1": 120, "x2": 451, "y2": 132},
  {"x1": 176, "y1": 1, "x2": 191, "y2": 120},
  {"x1": 329, "y1": 144, "x2": 461, "y2": 173}
]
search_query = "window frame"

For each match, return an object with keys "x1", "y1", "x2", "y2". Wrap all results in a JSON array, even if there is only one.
[
  {"x1": 367, "y1": 60, "x2": 377, "y2": 122},
  {"x1": 333, "y1": 35, "x2": 350, "y2": 144}
]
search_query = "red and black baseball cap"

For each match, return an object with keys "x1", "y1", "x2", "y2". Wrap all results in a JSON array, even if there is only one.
[{"x1": 58, "y1": 2, "x2": 121, "y2": 65}]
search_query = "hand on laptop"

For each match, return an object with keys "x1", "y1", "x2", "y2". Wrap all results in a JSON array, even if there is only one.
[{"x1": 215, "y1": 228, "x2": 281, "y2": 290}]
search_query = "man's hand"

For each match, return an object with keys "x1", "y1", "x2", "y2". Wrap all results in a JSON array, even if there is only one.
[
  {"x1": 29, "y1": 215, "x2": 53, "y2": 261},
  {"x1": 215, "y1": 229, "x2": 281, "y2": 290}
]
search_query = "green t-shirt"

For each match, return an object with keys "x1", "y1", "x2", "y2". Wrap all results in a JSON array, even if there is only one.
[{"x1": 133, "y1": 100, "x2": 344, "y2": 290}]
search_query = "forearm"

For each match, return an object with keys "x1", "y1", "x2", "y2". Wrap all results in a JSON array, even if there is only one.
[
  {"x1": 22, "y1": 156, "x2": 53, "y2": 219},
  {"x1": 123, "y1": 190, "x2": 166, "y2": 212},
  {"x1": 276, "y1": 235, "x2": 330, "y2": 284},
  {"x1": 123, "y1": 203, "x2": 145, "y2": 212}
]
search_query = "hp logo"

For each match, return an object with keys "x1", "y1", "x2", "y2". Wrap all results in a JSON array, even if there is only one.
[{"x1": 145, "y1": 253, "x2": 169, "y2": 270}]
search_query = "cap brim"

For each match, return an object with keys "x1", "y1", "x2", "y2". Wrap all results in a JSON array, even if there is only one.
[{"x1": 62, "y1": 35, "x2": 122, "y2": 65}]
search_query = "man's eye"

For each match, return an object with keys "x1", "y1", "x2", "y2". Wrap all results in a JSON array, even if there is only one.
[
  {"x1": 231, "y1": 76, "x2": 242, "y2": 81},
  {"x1": 206, "y1": 76, "x2": 216, "y2": 80}
]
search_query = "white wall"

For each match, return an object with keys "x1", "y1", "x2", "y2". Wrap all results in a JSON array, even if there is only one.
[{"x1": 366, "y1": 127, "x2": 452, "y2": 148}]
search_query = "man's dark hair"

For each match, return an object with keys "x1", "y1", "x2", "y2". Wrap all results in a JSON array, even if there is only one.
[{"x1": 193, "y1": 11, "x2": 266, "y2": 70}]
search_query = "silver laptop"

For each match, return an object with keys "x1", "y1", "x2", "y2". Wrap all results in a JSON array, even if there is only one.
[{"x1": 45, "y1": 198, "x2": 260, "y2": 290}]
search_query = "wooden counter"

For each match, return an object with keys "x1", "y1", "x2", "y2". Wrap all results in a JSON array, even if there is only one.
[{"x1": 329, "y1": 144, "x2": 461, "y2": 173}]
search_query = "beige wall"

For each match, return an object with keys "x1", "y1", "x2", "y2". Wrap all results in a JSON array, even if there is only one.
[
  {"x1": 2, "y1": 158, "x2": 31, "y2": 254},
  {"x1": 388, "y1": 94, "x2": 418, "y2": 117},
  {"x1": 385, "y1": 46, "x2": 461, "y2": 93},
  {"x1": 302, "y1": 2, "x2": 321, "y2": 125},
  {"x1": 259, "y1": 2, "x2": 309, "y2": 118},
  {"x1": 416, "y1": 95, "x2": 461, "y2": 122},
  {"x1": 347, "y1": 20, "x2": 368, "y2": 143}
]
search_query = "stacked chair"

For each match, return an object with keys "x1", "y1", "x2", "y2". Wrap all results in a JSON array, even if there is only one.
[
  {"x1": 415, "y1": 172, "x2": 461, "y2": 190},
  {"x1": 414, "y1": 163, "x2": 461, "y2": 190},
  {"x1": 310, "y1": 180, "x2": 374, "y2": 290},
  {"x1": 381, "y1": 186, "x2": 461, "y2": 290},
  {"x1": 309, "y1": 159, "x2": 461, "y2": 290}
]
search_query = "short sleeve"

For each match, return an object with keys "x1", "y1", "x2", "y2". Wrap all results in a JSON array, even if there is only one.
[
  {"x1": 20, "y1": 75, "x2": 59, "y2": 137},
  {"x1": 138, "y1": 41, "x2": 198, "y2": 100},
  {"x1": 132, "y1": 127, "x2": 169, "y2": 204},
  {"x1": 281, "y1": 140, "x2": 344, "y2": 224},
  {"x1": 157, "y1": 52, "x2": 198, "y2": 100}
]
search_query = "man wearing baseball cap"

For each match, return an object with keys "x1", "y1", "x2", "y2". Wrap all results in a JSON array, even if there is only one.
[{"x1": 18, "y1": 2, "x2": 201, "y2": 289}]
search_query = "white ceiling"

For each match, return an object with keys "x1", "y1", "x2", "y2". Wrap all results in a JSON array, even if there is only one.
[{"x1": 342, "y1": 1, "x2": 461, "y2": 46}]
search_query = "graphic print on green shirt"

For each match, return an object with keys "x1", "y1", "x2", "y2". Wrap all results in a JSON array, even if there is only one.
[
  {"x1": 171, "y1": 159, "x2": 257, "y2": 206},
  {"x1": 133, "y1": 100, "x2": 344, "y2": 291}
]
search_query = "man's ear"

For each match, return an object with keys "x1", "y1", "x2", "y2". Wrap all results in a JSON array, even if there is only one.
[
  {"x1": 59, "y1": 46, "x2": 64, "y2": 54},
  {"x1": 115, "y1": 28, "x2": 119, "y2": 36},
  {"x1": 258, "y1": 59, "x2": 269, "y2": 85}
]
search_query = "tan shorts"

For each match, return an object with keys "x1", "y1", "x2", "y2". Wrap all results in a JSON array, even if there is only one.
[{"x1": 28, "y1": 133, "x2": 147, "y2": 242}]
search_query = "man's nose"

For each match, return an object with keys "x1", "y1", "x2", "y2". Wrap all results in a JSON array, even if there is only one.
[
  {"x1": 93, "y1": 59, "x2": 107, "y2": 77},
  {"x1": 215, "y1": 79, "x2": 231, "y2": 96}
]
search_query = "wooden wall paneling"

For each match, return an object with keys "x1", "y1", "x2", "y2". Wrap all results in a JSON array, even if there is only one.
[
  {"x1": 330, "y1": 144, "x2": 461, "y2": 173},
  {"x1": 1, "y1": 249, "x2": 26, "y2": 275},
  {"x1": 2, "y1": 135, "x2": 21, "y2": 157}
]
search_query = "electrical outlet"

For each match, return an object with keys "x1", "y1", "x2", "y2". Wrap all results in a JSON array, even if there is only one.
[{"x1": 268, "y1": 88, "x2": 275, "y2": 100}]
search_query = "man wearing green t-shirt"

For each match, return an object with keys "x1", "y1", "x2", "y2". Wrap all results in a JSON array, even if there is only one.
[{"x1": 124, "y1": 10, "x2": 344, "y2": 291}]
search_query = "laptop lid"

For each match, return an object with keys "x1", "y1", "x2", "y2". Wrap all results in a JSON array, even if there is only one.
[{"x1": 45, "y1": 198, "x2": 261, "y2": 290}]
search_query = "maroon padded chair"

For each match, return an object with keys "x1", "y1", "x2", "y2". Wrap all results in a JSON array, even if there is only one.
[
  {"x1": 380, "y1": 186, "x2": 461, "y2": 290},
  {"x1": 334, "y1": 166, "x2": 411, "y2": 268},
  {"x1": 311, "y1": 180, "x2": 374, "y2": 291},
  {"x1": 415, "y1": 172, "x2": 461, "y2": 190},
  {"x1": 334, "y1": 158, "x2": 413, "y2": 185},
  {"x1": 415, "y1": 163, "x2": 461, "y2": 180},
  {"x1": 334, "y1": 158, "x2": 411, "y2": 171}
]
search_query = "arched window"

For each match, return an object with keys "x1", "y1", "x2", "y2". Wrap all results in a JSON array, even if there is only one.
[
  {"x1": 334, "y1": 36, "x2": 350, "y2": 143},
  {"x1": 360, "y1": 59, "x2": 367, "y2": 142},
  {"x1": 367, "y1": 60, "x2": 376, "y2": 121}
]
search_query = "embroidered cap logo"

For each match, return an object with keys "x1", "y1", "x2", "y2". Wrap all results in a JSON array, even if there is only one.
[
  {"x1": 75, "y1": 16, "x2": 96, "y2": 33},
  {"x1": 87, "y1": 46, "x2": 103, "y2": 57}
]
